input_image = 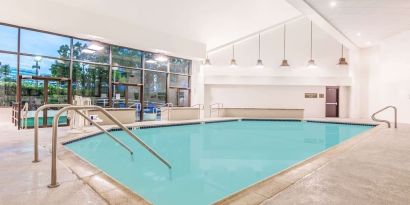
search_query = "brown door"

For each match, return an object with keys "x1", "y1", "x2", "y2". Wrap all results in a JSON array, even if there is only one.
[{"x1": 326, "y1": 86, "x2": 339, "y2": 117}]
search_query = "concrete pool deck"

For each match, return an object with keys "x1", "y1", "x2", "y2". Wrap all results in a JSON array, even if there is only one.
[{"x1": 1, "y1": 108, "x2": 409, "y2": 204}]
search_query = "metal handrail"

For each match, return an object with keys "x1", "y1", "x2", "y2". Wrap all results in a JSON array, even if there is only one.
[
  {"x1": 191, "y1": 104, "x2": 204, "y2": 110},
  {"x1": 160, "y1": 103, "x2": 173, "y2": 121},
  {"x1": 371, "y1": 106, "x2": 397, "y2": 128},
  {"x1": 73, "y1": 110, "x2": 134, "y2": 155},
  {"x1": 209, "y1": 103, "x2": 223, "y2": 117},
  {"x1": 192, "y1": 104, "x2": 204, "y2": 119},
  {"x1": 48, "y1": 105, "x2": 172, "y2": 188},
  {"x1": 33, "y1": 104, "x2": 70, "y2": 163},
  {"x1": 34, "y1": 104, "x2": 133, "y2": 160}
]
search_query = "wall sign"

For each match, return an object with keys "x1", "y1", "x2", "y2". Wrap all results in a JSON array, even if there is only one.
[{"x1": 305, "y1": 93, "x2": 318, "y2": 98}]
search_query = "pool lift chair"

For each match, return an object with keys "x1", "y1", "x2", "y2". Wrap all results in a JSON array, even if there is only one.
[{"x1": 129, "y1": 102, "x2": 142, "y2": 121}]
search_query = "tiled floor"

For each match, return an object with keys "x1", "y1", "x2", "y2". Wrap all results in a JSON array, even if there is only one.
[
  {"x1": 0, "y1": 109, "x2": 107, "y2": 205},
  {"x1": 1, "y1": 108, "x2": 410, "y2": 205}
]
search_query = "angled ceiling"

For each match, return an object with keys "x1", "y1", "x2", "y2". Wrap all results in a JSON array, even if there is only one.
[
  {"x1": 0, "y1": 0, "x2": 301, "y2": 57},
  {"x1": 48, "y1": 0, "x2": 301, "y2": 49},
  {"x1": 304, "y1": 0, "x2": 410, "y2": 47}
]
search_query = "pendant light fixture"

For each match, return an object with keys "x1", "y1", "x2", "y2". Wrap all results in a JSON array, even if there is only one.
[
  {"x1": 230, "y1": 44, "x2": 237, "y2": 67},
  {"x1": 307, "y1": 21, "x2": 317, "y2": 68},
  {"x1": 337, "y1": 44, "x2": 348, "y2": 66},
  {"x1": 203, "y1": 53, "x2": 212, "y2": 67},
  {"x1": 256, "y1": 34, "x2": 264, "y2": 68},
  {"x1": 280, "y1": 24, "x2": 290, "y2": 67}
]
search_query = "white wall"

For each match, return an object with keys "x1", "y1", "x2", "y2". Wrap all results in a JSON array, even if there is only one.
[
  {"x1": 202, "y1": 18, "x2": 352, "y2": 118},
  {"x1": 204, "y1": 85, "x2": 350, "y2": 118},
  {"x1": 208, "y1": 18, "x2": 348, "y2": 69},
  {"x1": 363, "y1": 30, "x2": 410, "y2": 123}
]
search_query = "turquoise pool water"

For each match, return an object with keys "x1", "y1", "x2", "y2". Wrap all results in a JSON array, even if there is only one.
[{"x1": 65, "y1": 120, "x2": 373, "y2": 205}]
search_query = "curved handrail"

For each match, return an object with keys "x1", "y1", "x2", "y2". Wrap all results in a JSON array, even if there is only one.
[
  {"x1": 371, "y1": 106, "x2": 397, "y2": 128},
  {"x1": 191, "y1": 104, "x2": 204, "y2": 119},
  {"x1": 21, "y1": 103, "x2": 29, "y2": 129},
  {"x1": 191, "y1": 104, "x2": 204, "y2": 110},
  {"x1": 33, "y1": 104, "x2": 133, "y2": 161},
  {"x1": 160, "y1": 103, "x2": 173, "y2": 121},
  {"x1": 48, "y1": 105, "x2": 172, "y2": 188},
  {"x1": 128, "y1": 102, "x2": 142, "y2": 111},
  {"x1": 209, "y1": 103, "x2": 223, "y2": 117},
  {"x1": 33, "y1": 104, "x2": 70, "y2": 163}
]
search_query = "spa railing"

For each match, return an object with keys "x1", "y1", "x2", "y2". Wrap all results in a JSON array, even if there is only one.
[
  {"x1": 161, "y1": 103, "x2": 174, "y2": 121},
  {"x1": 371, "y1": 106, "x2": 397, "y2": 128},
  {"x1": 209, "y1": 103, "x2": 223, "y2": 117},
  {"x1": 41, "y1": 105, "x2": 171, "y2": 188},
  {"x1": 192, "y1": 104, "x2": 204, "y2": 119}
]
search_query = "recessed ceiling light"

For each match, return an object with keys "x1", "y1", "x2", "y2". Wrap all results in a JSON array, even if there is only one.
[
  {"x1": 356, "y1": 32, "x2": 362, "y2": 37},
  {"x1": 330, "y1": 1, "x2": 337, "y2": 7},
  {"x1": 366, "y1": 41, "x2": 372, "y2": 45},
  {"x1": 88, "y1": 44, "x2": 104, "y2": 51},
  {"x1": 146, "y1": 59, "x2": 157, "y2": 64},
  {"x1": 82, "y1": 48, "x2": 95, "y2": 54},
  {"x1": 155, "y1": 55, "x2": 168, "y2": 62}
]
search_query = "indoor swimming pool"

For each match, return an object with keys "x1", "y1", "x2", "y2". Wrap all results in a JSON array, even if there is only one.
[{"x1": 65, "y1": 120, "x2": 374, "y2": 205}]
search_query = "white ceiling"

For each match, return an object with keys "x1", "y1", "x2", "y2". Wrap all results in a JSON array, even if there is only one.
[
  {"x1": 0, "y1": 0, "x2": 301, "y2": 54},
  {"x1": 304, "y1": 0, "x2": 410, "y2": 47},
  {"x1": 49, "y1": 0, "x2": 301, "y2": 49}
]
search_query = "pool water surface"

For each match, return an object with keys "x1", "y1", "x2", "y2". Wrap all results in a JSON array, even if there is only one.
[{"x1": 65, "y1": 120, "x2": 373, "y2": 205}]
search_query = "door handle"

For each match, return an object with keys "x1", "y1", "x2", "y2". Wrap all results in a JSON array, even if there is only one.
[{"x1": 326, "y1": 103, "x2": 338, "y2": 105}]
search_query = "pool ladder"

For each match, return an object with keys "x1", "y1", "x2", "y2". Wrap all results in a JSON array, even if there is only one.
[
  {"x1": 32, "y1": 104, "x2": 172, "y2": 188},
  {"x1": 371, "y1": 106, "x2": 397, "y2": 128}
]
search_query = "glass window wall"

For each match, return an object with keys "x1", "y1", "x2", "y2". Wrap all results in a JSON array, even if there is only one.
[
  {"x1": 170, "y1": 57, "x2": 190, "y2": 74},
  {"x1": 73, "y1": 39, "x2": 109, "y2": 64},
  {"x1": 72, "y1": 63, "x2": 109, "y2": 106},
  {"x1": 112, "y1": 46, "x2": 142, "y2": 68},
  {"x1": 144, "y1": 70, "x2": 167, "y2": 105},
  {"x1": 20, "y1": 55, "x2": 70, "y2": 78},
  {"x1": 20, "y1": 29, "x2": 71, "y2": 59},
  {"x1": 0, "y1": 25, "x2": 18, "y2": 52},
  {"x1": 144, "y1": 52, "x2": 168, "y2": 72},
  {"x1": 0, "y1": 53, "x2": 17, "y2": 106},
  {"x1": 112, "y1": 67, "x2": 142, "y2": 84},
  {"x1": 0, "y1": 23, "x2": 191, "y2": 110}
]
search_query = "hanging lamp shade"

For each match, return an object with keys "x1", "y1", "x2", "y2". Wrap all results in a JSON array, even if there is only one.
[
  {"x1": 256, "y1": 34, "x2": 264, "y2": 68},
  {"x1": 203, "y1": 53, "x2": 212, "y2": 66},
  {"x1": 204, "y1": 58, "x2": 212, "y2": 66},
  {"x1": 337, "y1": 45, "x2": 348, "y2": 66},
  {"x1": 230, "y1": 44, "x2": 237, "y2": 67},
  {"x1": 307, "y1": 21, "x2": 317, "y2": 68},
  {"x1": 280, "y1": 24, "x2": 290, "y2": 67}
]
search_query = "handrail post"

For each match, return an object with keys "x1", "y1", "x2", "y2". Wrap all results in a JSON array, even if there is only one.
[
  {"x1": 371, "y1": 106, "x2": 398, "y2": 129},
  {"x1": 33, "y1": 104, "x2": 70, "y2": 163},
  {"x1": 48, "y1": 105, "x2": 172, "y2": 188}
]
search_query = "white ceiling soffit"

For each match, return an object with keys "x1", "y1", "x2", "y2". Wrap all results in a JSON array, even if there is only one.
[
  {"x1": 286, "y1": 0, "x2": 357, "y2": 50},
  {"x1": 300, "y1": 0, "x2": 410, "y2": 48},
  {"x1": 0, "y1": 0, "x2": 206, "y2": 59},
  {"x1": 0, "y1": 0, "x2": 301, "y2": 52},
  {"x1": 19, "y1": 0, "x2": 301, "y2": 50}
]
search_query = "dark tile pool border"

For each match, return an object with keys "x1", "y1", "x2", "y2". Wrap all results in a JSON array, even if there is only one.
[
  {"x1": 63, "y1": 119, "x2": 377, "y2": 145},
  {"x1": 306, "y1": 120, "x2": 377, "y2": 127},
  {"x1": 242, "y1": 118, "x2": 301, "y2": 122}
]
